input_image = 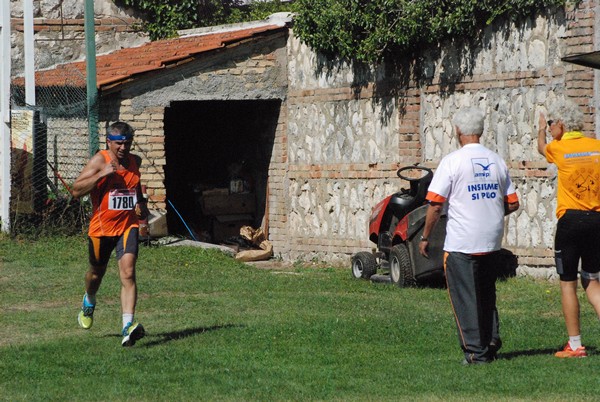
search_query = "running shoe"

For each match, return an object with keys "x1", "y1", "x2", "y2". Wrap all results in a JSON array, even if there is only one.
[
  {"x1": 122, "y1": 322, "x2": 145, "y2": 347},
  {"x1": 77, "y1": 295, "x2": 95, "y2": 329},
  {"x1": 554, "y1": 343, "x2": 587, "y2": 358}
]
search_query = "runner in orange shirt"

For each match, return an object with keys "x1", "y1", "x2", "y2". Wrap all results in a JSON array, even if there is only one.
[
  {"x1": 538, "y1": 98, "x2": 600, "y2": 358},
  {"x1": 72, "y1": 121, "x2": 149, "y2": 347}
]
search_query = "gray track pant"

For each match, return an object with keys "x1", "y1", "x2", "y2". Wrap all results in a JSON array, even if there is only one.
[{"x1": 445, "y1": 251, "x2": 500, "y2": 363}]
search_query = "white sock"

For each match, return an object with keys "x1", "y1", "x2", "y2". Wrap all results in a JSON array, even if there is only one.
[
  {"x1": 569, "y1": 335, "x2": 582, "y2": 350},
  {"x1": 122, "y1": 313, "x2": 134, "y2": 329}
]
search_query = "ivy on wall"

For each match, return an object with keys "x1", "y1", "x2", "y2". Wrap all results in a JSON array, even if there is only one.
[
  {"x1": 118, "y1": 0, "x2": 574, "y2": 62},
  {"x1": 293, "y1": 0, "x2": 572, "y2": 63},
  {"x1": 116, "y1": 0, "x2": 294, "y2": 40}
]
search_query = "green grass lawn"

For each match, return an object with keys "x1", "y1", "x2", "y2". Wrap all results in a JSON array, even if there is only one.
[{"x1": 1, "y1": 235, "x2": 600, "y2": 401}]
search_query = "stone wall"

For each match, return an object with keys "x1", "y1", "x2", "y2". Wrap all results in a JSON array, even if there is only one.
[
  {"x1": 419, "y1": 5, "x2": 595, "y2": 277},
  {"x1": 10, "y1": 0, "x2": 148, "y2": 75},
  {"x1": 282, "y1": 2, "x2": 597, "y2": 274},
  {"x1": 285, "y1": 35, "x2": 422, "y2": 263}
]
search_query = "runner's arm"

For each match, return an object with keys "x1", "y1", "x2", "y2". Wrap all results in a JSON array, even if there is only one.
[
  {"x1": 419, "y1": 202, "x2": 443, "y2": 258},
  {"x1": 71, "y1": 153, "x2": 116, "y2": 198},
  {"x1": 134, "y1": 183, "x2": 149, "y2": 220},
  {"x1": 504, "y1": 200, "x2": 519, "y2": 216},
  {"x1": 133, "y1": 155, "x2": 149, "y2": 219},
  {"x1": 537, "y1": 112, "x2": 548, "y2": 156}
]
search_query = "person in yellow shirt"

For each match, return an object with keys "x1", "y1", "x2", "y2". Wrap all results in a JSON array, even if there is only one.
[{"x1": 538, "y1": 98, "x2": 600, "y2": 358}]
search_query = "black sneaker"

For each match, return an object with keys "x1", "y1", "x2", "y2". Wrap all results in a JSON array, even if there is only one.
[{"x1": 488, "y1": 339, "x2": 502, "y2": 360}]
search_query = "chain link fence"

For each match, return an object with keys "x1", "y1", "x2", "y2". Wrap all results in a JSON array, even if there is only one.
[{"x1": 9, "y1": 66, "x2": 92, "y2": 237}]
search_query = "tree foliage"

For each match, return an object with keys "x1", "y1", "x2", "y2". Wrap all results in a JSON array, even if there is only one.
[
  {"x1": 119, "y1": 0, "x2": 573, "y2": 62},
  {"x1": 117, "y1": 0, "x2": 294, "y2": 40},
  {"x1": 293, "y1": 0, "x2": 571, "y2": 63}
]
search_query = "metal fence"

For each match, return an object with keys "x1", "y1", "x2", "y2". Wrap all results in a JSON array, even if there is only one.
[{"x1": 9, "y1": 68, "x2": 91, "y2": 237}]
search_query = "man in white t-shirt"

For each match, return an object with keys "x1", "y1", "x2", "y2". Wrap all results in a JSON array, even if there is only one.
[{"x1": 419, "y1": 107, "x2": 520, "y2": 365}]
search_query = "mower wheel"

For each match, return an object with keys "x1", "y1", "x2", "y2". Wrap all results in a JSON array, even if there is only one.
[
  {"x1": 351, "y1": 252, "x2": 377, "y2": 279},
  {"x1": 390, "y1": 244, "x2": 415, "y2": 287}
]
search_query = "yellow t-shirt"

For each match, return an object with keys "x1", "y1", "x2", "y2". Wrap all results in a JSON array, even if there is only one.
[{"x1": 545, "y1": 132, "x2": 600, "y2": 218}]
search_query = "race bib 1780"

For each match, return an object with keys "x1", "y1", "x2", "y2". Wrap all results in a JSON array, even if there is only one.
[{"x1": 108, "y1": 189, "x2": 137, "y2": 210}]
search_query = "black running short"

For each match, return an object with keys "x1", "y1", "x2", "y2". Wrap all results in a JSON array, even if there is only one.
[
  {"x1": 554, "y1": 209, "x2": 600, "y2": 281},
  {"x1": 88, "y1": 227, "x2": 139, "y2": 266}
]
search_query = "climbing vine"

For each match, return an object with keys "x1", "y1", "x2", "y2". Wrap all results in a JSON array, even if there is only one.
[
  {"x1": 293, "y1": 0, "x2": 573, "y2": 63},
  {"x1": 117, "y1": 0, "x2": 294, "y2": 40},
  {"x1": 119, "y1": 0, "x2": 575, "y2": 62}
]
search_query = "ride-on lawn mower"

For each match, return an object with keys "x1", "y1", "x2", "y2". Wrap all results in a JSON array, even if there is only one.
[{"x1": 351, "y1": 165, "x2": 447, "y2": 287}]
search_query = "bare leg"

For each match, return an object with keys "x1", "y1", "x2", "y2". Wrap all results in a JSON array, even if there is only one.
[
  {"x1": 582, "y1": 277, "x2": 600, "y2": 318},
  {"x1": 85, "y1": 264, "x2": 107, "y2": 296},
  {"x1": 560, "y1": 280, "x2": 580, "y2": 336},
  {"x1": 118, "y1": 253, "x2": 137, "y2": 315}
]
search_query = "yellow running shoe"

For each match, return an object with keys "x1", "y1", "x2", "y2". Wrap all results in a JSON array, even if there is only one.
[
  {"x1": 121, "y1": 322, "x2": 145, "y2": 347},
  {"x1": 77, "y1": 295, "x2": 95, "y2": 329}
]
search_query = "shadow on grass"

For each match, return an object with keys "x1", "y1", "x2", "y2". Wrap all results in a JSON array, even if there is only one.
[
  {"x1": 103, "y1": 324, "x2": 243, "y2": 347},
  {"x1": 142, "y1": 324, "x2": 244, "y2": 347},
  {"x1": 498, "y1": 346, "x2": 597, "y2": 360}
]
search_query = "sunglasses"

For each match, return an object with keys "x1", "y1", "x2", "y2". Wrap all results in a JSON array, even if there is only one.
[{"x1": 547, "y1": 120, "x2": 554, "y2": 126}]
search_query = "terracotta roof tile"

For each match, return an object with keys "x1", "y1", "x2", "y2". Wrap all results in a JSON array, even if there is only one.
[{"x1": 15, "y1": 25, "x2": 286, "y2": 90}]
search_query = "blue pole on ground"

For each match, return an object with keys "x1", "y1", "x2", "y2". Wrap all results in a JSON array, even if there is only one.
[{"x1": 167, "y1": 199, "x2": 198, "y2": 241}]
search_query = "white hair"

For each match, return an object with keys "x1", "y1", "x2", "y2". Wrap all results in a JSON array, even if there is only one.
[{"x1": 452, "y1": 107, "x2": 485, "y2": 136}]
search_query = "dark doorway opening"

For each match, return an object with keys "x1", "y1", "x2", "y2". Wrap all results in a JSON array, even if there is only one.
[{"x1": 164, "y1": 100, "x2": 279, "y2": 243}]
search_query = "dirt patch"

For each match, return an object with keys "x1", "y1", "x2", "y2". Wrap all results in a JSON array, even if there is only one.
[{"x1": 245, "y1": 259, "x2": 295, "y2": 270}]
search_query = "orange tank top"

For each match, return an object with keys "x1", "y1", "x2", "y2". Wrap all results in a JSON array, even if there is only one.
[{"x1": 88, "y1": 150, "x2": 140, "y2": 237}]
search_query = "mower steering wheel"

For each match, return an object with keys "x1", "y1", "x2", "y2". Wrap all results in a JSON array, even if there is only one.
[{"x1": 397, "y1": 166, "x2": 433, "y2": 182}]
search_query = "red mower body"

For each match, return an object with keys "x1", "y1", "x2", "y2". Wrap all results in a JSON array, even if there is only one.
[{"x1": 353, "y1": 166, "x2": 447, "y2": 287}]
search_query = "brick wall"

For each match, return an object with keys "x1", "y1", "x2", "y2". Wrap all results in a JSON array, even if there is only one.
[{"x1": 99, "y1": 98, "x2": 167, "y2": 208}]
